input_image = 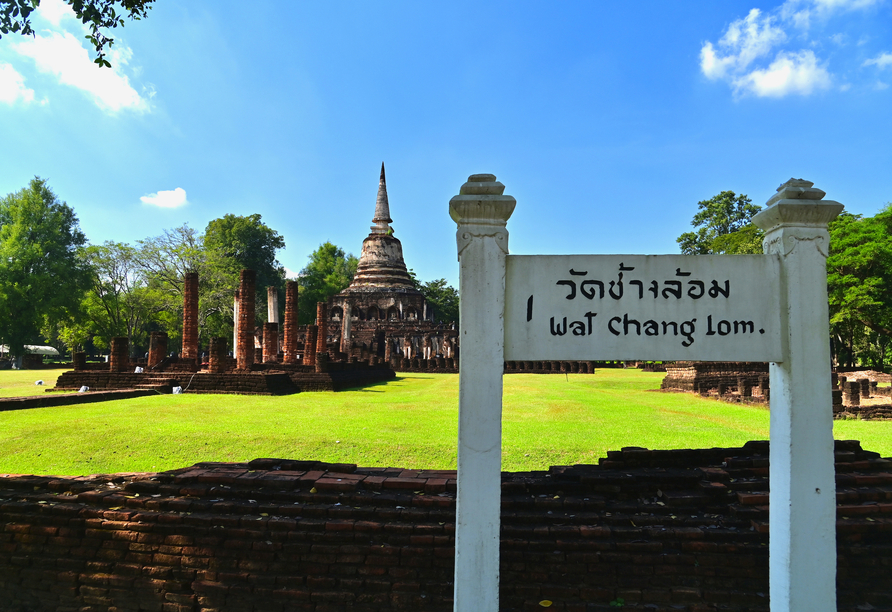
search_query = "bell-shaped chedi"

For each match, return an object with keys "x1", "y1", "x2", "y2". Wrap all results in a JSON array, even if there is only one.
[{"x1": 347, "y1": 163, "x2": 418, "y2": 290}]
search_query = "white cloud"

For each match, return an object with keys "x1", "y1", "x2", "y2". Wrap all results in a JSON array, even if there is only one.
[
  {"x1": 733, "y1": 50, "x2": 832, "y2": 96},
  {"x1": 34, "y1": 0, "x2": 77, "y2": 27},
  {"x1": 875, "y1": 80, "x2": 890, "y2": 90},
  {"x1": 141, "y1": 188, "x2": 189, "y2": 209},
  {"x1": 864, "y1": 52, "x2": 892, "y2": 69},
  {"x1": 701, "y1": 9, "x2": 786, "y2": 80},
  {"x1": 703, "y1": 0, "x2": 887, "y2": 97},
  {"x1": 0, "y1": 62, "x2": 35, "y2": 105},
  {"x1": 11, "y1": 30, "x2": 148, "y2": 113}
]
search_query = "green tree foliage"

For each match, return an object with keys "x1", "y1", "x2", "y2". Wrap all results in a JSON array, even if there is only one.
[
  {"x1": 0, "y1": 0, "x2": 154, "y2": 67},
  {"x1": 826, "y1": 207, "x2": 892, "y2": 368},
  {"x1": 419, "y1": 279, "x2": 459, "y2": 324},
  {"x1": 204, "y1": 213, "x2": 286, "y2": 322},
  {"x1": 677, "y1": 191, "x2": 763, "y2": 255},
  {"x1": 297, "y1": 242, "x2": 358, "y2": 324},
  {"x1": 0, "y1": 177, "x2": 88, "y2": 362},
  {"x1": 79, "y1": 241, "x2": 155, "y2": 350}
]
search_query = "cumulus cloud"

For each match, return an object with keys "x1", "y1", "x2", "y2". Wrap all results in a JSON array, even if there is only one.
[
  {"x1": 0, "y1": 62, "x2": 35, "y2": 105},
  {"x1": 701, "y1": 9, "x2": 786, "y2": 81},
  {"x1": 733, "y1": 50, "x2": 832, "y2": 96},
  {"x1": 700, "y1": 0, "x2": 892, "y2": 96},
  {"x1": 141, "y1": 188, "x2": 189, "y2": 209},
  {"x1": 11, "y1": 30, "x2": 148, "y2": 113},
  {"x1": 863, "y1": 52, "x2": 892, "y2": 69}
]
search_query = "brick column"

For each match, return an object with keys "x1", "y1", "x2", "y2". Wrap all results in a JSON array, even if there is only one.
[
  {"x1": 315, "y1": 302, "x2": 328, "y2": 356},
  {"x1": 304, "y1": 325, "x2": 318, "y2": 366},
  {"x1": 148, "y1": 331, "x2": 168, "y2": 369},
  {"x1": 283, "y1": 280, "x2": 298, "y2": 363},
  {"x1": 209, "y1": 337, "x2": 227, "y2": 374},
  {"x1": 109, "y1": 337, "x2": 129, "y2": 372},
  {"x1": 182, "y1": 272, "x2": 199, "y2": 361},
  {"x1": 263, "y1": 322, "x2": 279, "y2": 363},
  {"x1": 237, "y1": 270, "x2": 256, "y2": 370},
  {"x1": 72, "y1": 352, "x2": 86, "y2": 371}
]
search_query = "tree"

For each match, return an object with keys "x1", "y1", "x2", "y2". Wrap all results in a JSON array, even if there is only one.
[
  {"x1": 0, "y1": 177, "x2": 88, "y2": 365},
  {"x1": 826, "y1": 207, "x2": 892, "y2": 368},
  {"x1": 79, "y1": 241, "x2": 155, "y2": 350},
  {"x1": 419, "y1": 278, "x2": 459, "y2": 324},
  {"x1": 204, "y1": 213, "x2": 286, "y2": 320},
  {"x1": 298, "y1": 242, "x2": 358, "y2": 324},
  {"x1": 0, "y1": 0, "x2": 155, "y2": 67},
  {"x1": 677, "y1": 191, "x2": 763, "y2": 255}
]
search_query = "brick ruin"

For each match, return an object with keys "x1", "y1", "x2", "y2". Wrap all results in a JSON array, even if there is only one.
[
  {"x1": 3, "y1": 439, "x2": 891, "y2": 612},
  {"x1": 323, "y1": 164, "x2": 460, "y2": 374},
  {"x1": 41, "y1": 164, "x2": 605, "y2": 398},
  {"x1": 660, "y1": 362, "x2": 892, "y2": 419}
]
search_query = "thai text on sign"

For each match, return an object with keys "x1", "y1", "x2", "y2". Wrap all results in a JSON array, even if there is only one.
[{"x1": 504, "y1": 254, "x2": 783, "y2": 362}]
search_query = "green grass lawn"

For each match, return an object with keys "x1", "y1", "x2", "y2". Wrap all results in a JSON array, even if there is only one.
[
  {"x1": 0, "y1": 367, "x2": 71, "y2": 397},
  {"x1": 0, "y1": 369, "x2": 889, "y2": 476}
]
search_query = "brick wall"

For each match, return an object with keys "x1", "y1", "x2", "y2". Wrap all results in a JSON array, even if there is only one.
[{"x1": 2, "y1": 441, "x2": 891, "y2": 611}]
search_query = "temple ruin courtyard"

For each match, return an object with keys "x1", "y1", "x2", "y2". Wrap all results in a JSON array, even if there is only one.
[{"x1": 2, "y1": 368, "x2": 890, "y2": 477}]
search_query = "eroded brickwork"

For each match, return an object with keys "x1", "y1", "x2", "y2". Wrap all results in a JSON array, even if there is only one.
[
  {"x1": 147, "y1": 331, "x2": 168, "y2": 369},
  {"x1": 283, "y1": 280, "x2": 298, "y2": 364},
  {"x1": 181, "y1": 272, "x2": 199, "y2": 361},
  {"x1": 2, "y1": 440, "x2": 890, "y2": 611},
  {"x1": 237, "y1": 270, "x2": 256, "y2": 370},
  {"x1": 108, "y1": 337, "x2": 129, "y2": 373}
]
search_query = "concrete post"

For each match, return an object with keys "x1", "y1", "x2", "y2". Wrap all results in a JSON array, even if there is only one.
[
  {"x1": 233, "y1": 289, "x2": 240, "y2": 357},
  {"x1": 449, "y1": 173, "x2": 516, "y2": 612},
  {"x1": 267, "y1": 286, "x2": 279, "y2": 324},
  {"x1": 341, "y1": 303, "x2": 352, "y2": 355},
  {"x1": 752, "y1": 178, "x2": 842, "y2": 612}
]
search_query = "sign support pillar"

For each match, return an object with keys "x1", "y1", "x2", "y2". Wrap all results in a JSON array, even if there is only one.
[
  {"x1": 449, "y1": 174, "x2": 516, "y2": 612},
  {"x1": 753, "y1": 179, "x2": 843, "y2": 612}
]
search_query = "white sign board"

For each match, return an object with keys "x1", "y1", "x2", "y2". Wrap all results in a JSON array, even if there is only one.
[{"x1": 505, "y1": 254, "x2": 783, "y2": 362}]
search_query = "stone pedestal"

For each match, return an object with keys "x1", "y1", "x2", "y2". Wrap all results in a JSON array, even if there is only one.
[
  {"x1": 237, "y1": 270, "x2": 256, "y2": 370},
  {"x1": 73, "y1": 352, "x2": 86, "y2": 371},
  {"x1": 858, "y1": 378, "x2": 870, "y2": 398},
  {"x1": 148, "y1": 331, "x2": 168, "y2": 369},
  {"x1": 182, "y1": 272, "x2": 199, "y2": 361}
]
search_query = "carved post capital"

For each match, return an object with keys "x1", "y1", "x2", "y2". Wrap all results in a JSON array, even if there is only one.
[
  {"x1": 450, "y1": 174, "x2": 516, "y2": 258},
  {"x1": 752, "y1": 178, "x2": 843, "y2": 258}
]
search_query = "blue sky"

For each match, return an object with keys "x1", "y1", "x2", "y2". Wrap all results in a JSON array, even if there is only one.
[{"x1": 1, "y1": 0, "x2": 890, "y2": 287}]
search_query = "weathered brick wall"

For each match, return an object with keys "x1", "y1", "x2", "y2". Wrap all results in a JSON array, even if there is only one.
[
  {"x1": 660, "y1": 362, "x2": 769, "y2": 399},
  {"x1": 2, "y1": 441, "x2": 891, "y2": 612}
]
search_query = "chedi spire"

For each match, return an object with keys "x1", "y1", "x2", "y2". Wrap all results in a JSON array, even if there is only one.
[{"x1": 371, "y1": 162, "x2": 393, "y2": 235}]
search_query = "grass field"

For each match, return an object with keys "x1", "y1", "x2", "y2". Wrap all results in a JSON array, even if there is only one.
[{"x1": 0, "y1": 368, "x2": 889, "y2": 476}]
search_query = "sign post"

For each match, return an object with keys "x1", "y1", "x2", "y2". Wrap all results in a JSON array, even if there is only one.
[
  {"x1": 450, "y1": 175, "x2": 841, "y2": 612},
  {"x1": 752, "y1": 179, "x2": 843, "y2": 612},
  {"x1": 449, "y1": 174, "x2": 516, "y2": 612}
]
